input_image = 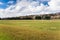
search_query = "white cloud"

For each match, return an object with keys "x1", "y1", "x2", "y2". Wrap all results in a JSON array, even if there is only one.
[
  {"x1": 0, "y1": 0, "x2": 60, "y2": 18},
  {"x1": 46, "y1": 0, "x2": 60, "y2": 13},
  {"x1": 8, "y1": 1, "x2": 14, "y2": 4},
  {"x1": 0, "y1": 2, "x2": 3, "y2": 5}
]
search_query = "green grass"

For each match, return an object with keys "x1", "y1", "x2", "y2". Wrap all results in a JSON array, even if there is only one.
[{"x1": 0, "y1": 20, "x2": 60, "y2": 40}]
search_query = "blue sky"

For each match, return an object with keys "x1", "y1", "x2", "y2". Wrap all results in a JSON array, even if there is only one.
[
  {"x1": 0, "y1": 0, "x2": 16, "y2": 9},
  {"x1": 0, "y1": 0, "x2": 49, "y2": 9},
  {"x1": 0, "y1": 0, "x2": 60, "y2": 18}
]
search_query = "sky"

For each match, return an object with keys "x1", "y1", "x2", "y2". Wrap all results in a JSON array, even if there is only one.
[
  {"x1": 0, "y1": 0, "x2": 60, "y2": 18},
  {"x1": 0, "y1": 0, "x2": 16, "y2": 9}
]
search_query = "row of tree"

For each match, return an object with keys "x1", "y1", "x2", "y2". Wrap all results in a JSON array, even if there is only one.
[{"x1": 0, "y1": 13, "x2": 60, "y2": 20}]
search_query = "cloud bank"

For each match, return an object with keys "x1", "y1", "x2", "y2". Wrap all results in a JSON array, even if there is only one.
[{"x1": 0, "y1": 0, "x2": 60, "y2": 18}]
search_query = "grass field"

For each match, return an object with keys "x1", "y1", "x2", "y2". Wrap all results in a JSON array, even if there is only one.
[{"x1": 0, "y1": 20, "x2": 60, "y2": 40}]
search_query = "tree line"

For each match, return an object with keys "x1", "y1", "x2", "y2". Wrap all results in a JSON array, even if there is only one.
[{"x1": 0, "y1": 13, "x2": 60, "y2": 20}]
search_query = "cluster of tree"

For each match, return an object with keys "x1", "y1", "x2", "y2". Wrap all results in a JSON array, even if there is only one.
[{"x1": 0, "y1": 13, "x2": 60, "y2": 20}]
